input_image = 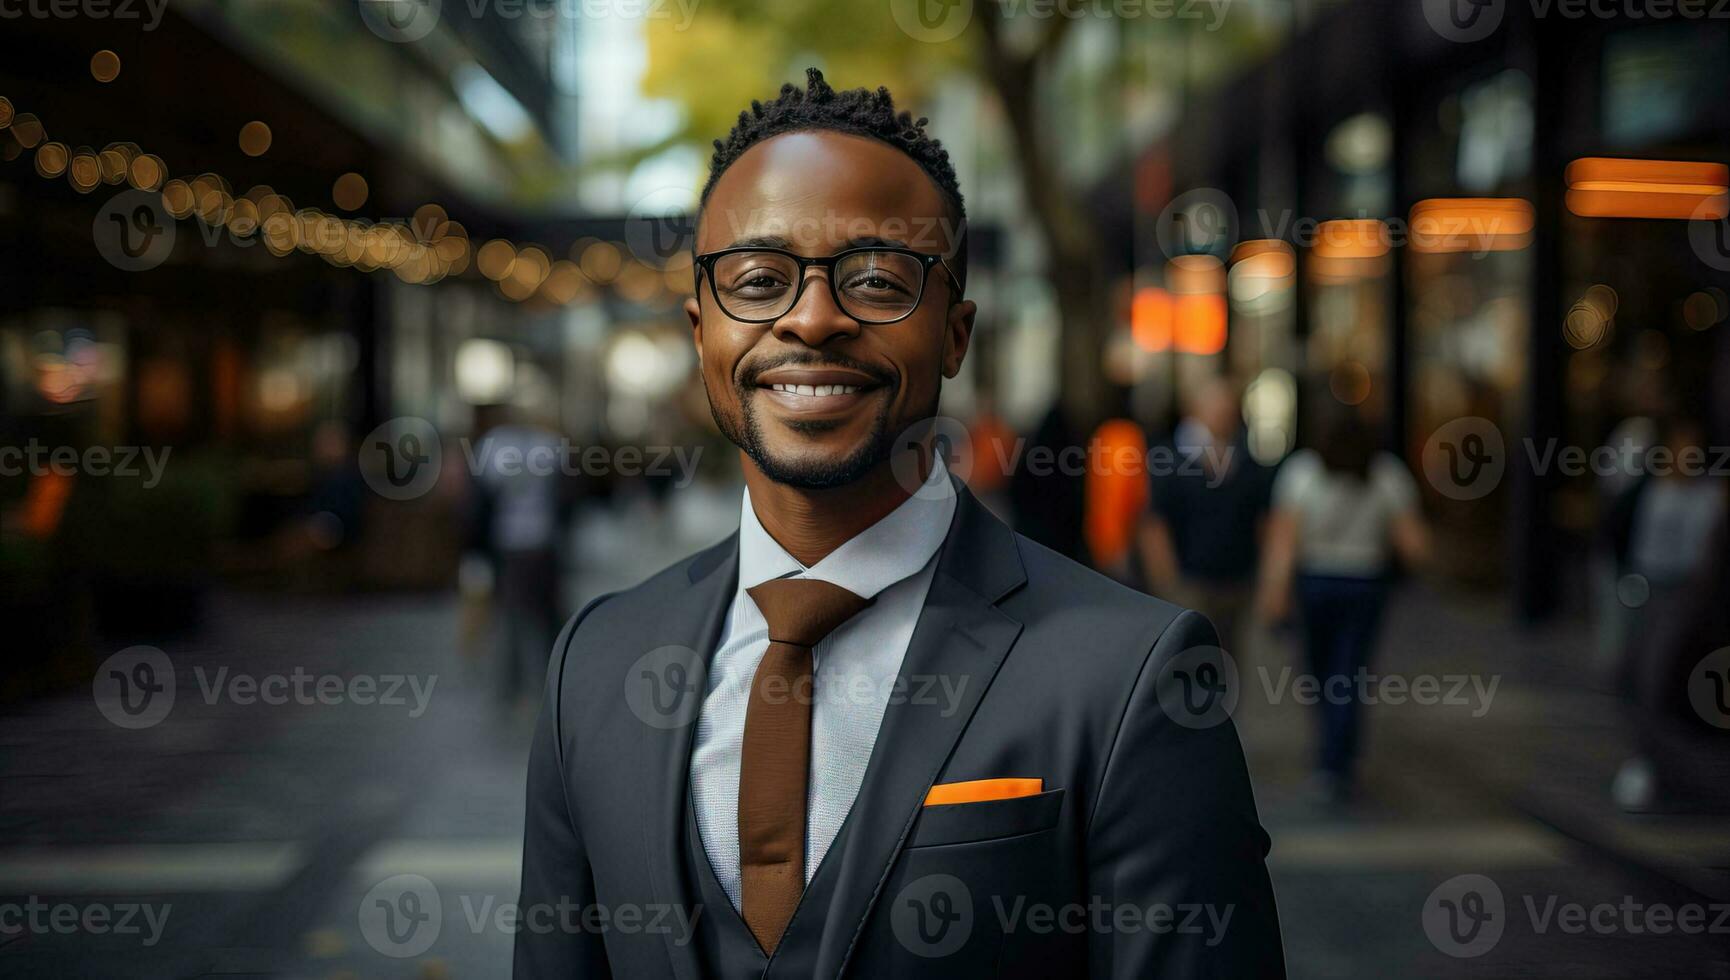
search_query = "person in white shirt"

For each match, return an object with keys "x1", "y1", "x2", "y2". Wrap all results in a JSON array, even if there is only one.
[{"x1": 1257, "y1": 405, "x2": 1430, "y2": 800}]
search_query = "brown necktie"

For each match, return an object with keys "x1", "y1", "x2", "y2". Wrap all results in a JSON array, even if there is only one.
[{"x1": 738, "y1": 577, "x2": 872, "y2": 955}]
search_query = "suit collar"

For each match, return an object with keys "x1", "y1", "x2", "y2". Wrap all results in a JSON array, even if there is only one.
[
  {"x1": 662, "y1": 483, "x2": 1027, "y2": 979},
  {"x1": 774, "y1": 483, "x2": 1027, "y2": 977},
  {"x1": 735, "y1": 458, "x2": 958, "y2": 600}
]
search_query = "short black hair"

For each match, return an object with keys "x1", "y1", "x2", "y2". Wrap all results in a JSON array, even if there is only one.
[{"x1": 699, "y1": 67, "x2": 967, "y2": 294}]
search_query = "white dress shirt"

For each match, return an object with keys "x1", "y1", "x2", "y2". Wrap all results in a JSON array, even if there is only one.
[{"x1": 689, "y1": 460, "x2": 956, "y2": 910}]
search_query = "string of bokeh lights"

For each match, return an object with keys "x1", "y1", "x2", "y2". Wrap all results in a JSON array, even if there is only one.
[{"x1": 0, "y1": 51, "x2": 695, "y2": 310}]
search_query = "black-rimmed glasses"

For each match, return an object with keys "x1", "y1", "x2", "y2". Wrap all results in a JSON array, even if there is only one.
[{"x1": 693, "y1": 246, "x2": 957, "y2": 325}]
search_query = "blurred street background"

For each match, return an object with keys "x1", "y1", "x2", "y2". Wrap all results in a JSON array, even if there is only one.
[{"x1": 4, "y1": 1, "x2": 1730, "y2": 976}]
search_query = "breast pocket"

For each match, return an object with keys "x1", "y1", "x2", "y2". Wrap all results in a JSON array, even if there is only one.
[{"x1": 908, "y1": 788, "x2": 1065, "y2": 848}]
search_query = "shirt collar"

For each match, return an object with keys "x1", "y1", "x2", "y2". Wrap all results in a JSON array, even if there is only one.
[{"x1": 736, "y1": 458, "x2": 955, "y2": 600}]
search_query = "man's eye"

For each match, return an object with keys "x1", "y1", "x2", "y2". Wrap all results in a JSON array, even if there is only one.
[
  {"x1": 729, "y1": 272, "x2": 789, "y2": 291},
  {"x1": 844, "y1": 273, "x2": 911, "y2": 295}
]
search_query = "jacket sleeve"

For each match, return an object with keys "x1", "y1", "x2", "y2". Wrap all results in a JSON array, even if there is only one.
[
  {"x1": 514, "y1": 601, "x2": 614, "y2": 979},
  {"x1": 1085, "y1": 609, "x2": 1286, "y2": 978}
]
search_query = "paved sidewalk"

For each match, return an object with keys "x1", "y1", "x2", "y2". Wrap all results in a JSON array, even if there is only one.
[{"x1": 4, "y1": 499, "x2": 1728, "y2": 977}]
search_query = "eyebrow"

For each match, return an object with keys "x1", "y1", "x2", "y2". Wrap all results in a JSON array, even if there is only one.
[{"x1": 714, "y1": 234, "x2": 917, "y2": 252}]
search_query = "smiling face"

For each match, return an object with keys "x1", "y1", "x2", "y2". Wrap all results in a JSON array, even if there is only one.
[{"x1": 687, "y1": 130, "x2": 974, "y2": 490}]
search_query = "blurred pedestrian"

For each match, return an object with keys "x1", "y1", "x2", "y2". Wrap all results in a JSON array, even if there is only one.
[
  {"x1": 1137, "y1": 377, "x2": 1272, "y2": 653},
  {"x1": 469, "y1": 407, "x2": 576, "y2": 705},
  {"x1": 1257, "y1": 405, "x2": 1430, "y2": 801},
  {"x1": 1085, "y1": 417, "x2": 1148, "y2": 582},
  {"x1": 1605, "y1": 414, "x2": 1729, "y2": 809}
]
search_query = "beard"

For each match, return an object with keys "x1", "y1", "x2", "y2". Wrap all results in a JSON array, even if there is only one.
[{"x1": 706, "y1": 352, "x2": 937, "y2": 491}]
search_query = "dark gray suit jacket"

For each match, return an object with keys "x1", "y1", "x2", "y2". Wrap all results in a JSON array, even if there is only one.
[{"x1": 515, "y1": 482, "x2": 1285, "y2": 978}]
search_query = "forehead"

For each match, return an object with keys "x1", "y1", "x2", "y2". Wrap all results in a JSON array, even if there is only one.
[{"x1": 698, "y1": 130, "x2": 955, "y2": 254}]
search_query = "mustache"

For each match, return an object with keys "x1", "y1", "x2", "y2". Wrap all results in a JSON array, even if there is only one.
[{"x1": 737, "y1": 351, "x2": 895, "y2": 388}]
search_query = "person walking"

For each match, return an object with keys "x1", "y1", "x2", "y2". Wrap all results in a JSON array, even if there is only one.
[{"x1": 1256, "y1": 405, "x2": 1429, "y2": 802}]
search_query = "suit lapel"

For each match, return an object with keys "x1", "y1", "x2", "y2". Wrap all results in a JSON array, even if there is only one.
[
  {"x1": 784, "y1": 484, "x2": 1027, "y2": 978},
  {"x1": 640, "y1": 534, "x2": 738, "y2": 980}
]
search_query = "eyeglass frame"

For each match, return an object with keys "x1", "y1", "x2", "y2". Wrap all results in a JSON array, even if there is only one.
[{"x1": 692, "y1": 244, "x2": 961, "y2": 326}]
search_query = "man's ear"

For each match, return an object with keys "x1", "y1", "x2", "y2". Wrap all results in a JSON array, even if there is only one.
[
  {"x1": 942, "y1": 299, "x2": 976, "y2": 379},
  {"x1": 685, "y1": 296, "x2": 704, "y2": 365}
]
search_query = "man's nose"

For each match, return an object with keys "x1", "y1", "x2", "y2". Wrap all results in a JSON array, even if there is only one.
[{"x1": 770, "y1": 271, "x2": 861, "y2": 347}]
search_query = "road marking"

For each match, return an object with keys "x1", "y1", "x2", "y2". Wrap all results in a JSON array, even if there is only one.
[
  {"x1": 352, "y1": 839, "x2": 522, "y2": 887},
  {"x1": 0, "y1": 843, "x2": 302, "y2": 892},
  {"x1": 1271, "y1": 821, "x2": 1570, "y2": 871}
]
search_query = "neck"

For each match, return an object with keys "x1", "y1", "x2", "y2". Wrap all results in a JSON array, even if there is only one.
[{"x1": 742, "y1": 454, "x2": 920, "y2": 567}]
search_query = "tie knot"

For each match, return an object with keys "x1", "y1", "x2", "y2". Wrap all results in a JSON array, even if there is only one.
[{"x1": 746, "y1": 578, "x2": 873, "y2": 648}]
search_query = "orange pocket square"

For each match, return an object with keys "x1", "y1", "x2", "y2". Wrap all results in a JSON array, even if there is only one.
[{"x1": 923, "y1": 778, "x2": 1044, "y2": 807}]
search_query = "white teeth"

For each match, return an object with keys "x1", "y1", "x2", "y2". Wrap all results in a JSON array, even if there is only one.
[{"x1": 766, "y1": 383, "x2": 862, "y2": 397}]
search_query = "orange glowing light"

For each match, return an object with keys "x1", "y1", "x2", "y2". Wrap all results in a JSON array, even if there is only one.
[
  {"x1": 1131, "y1": 286, "x2": 1172, "y2": 352},
  {"x1": 1564, "y1": 158, "x2": 1729, "y2": 220},
  {"x1": 1173, "y1": 292, "x2": 1228, "y2": 356},
  {"x1": 1313, "y1": 219, "x2": 1391, "y2": 259},
  {"x1": 1409, "y1": 198, "x2": 1534, "y2": 253}
]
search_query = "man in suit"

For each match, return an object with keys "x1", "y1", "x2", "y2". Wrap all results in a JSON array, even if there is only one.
[{"x1": 516, "y1": 68, "x2": 1285, "y2": 978}]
